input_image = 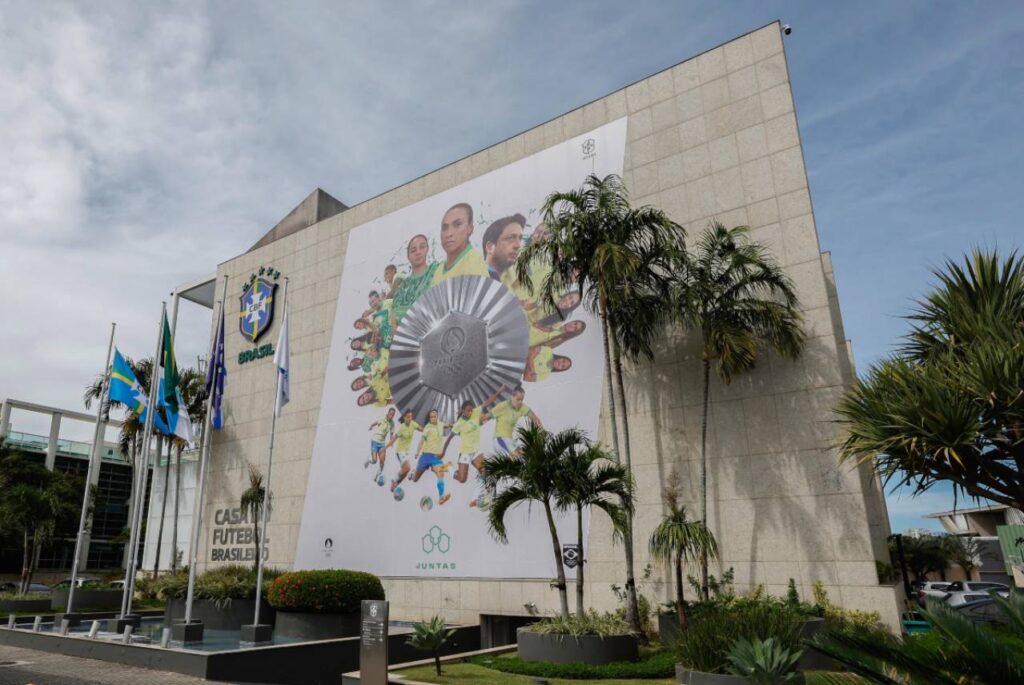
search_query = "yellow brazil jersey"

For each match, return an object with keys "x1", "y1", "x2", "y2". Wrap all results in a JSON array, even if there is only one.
[
  {"x1": 421, "y1": 421, "x2": 447, "y2": 454},
  {"x1": 451, "y1": 408, "x2": 483, "y2": 453},
  {"x1": 533, "y1": 346, "x2": 554, "y2": 382},
  {"x1": 432, "y1": 246, "x2": 489, "y2": 286},
  {"x1": 395, "y1": 420, "x2": 421, "y2": 452},
  {"x1": 492, "y1": 400, "x2": 530, "y2": 439},
  {"x1": 371, "y1": 418, "x2": 393, "y2": 443}
]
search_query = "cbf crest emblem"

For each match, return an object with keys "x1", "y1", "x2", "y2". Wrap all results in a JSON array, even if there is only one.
[{"x1": 239, "y1": 267, "x2": 280, "y2": 343}]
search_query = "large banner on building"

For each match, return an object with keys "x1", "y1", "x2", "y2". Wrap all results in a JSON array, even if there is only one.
[{"x1": 296, "y1": 118, "x2": 627, "y2": 578}]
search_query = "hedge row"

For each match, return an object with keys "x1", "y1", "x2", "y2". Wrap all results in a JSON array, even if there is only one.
[
  {"x1": 266, "y1": 569, "x2": 384, "y2": 613},
  {"x1": 468, "y1": 649, "x2": 676, "y2": 679}
]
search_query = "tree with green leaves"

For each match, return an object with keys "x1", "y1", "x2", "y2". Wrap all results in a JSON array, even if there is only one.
[
  {"x1": 0, "y1": 438, "x2": 82, "y2": 592},
  {"x1": 897, "y1": 534, "x2": 951, "y2": 581},
  {"x1": 670, "y1": 222, "x2": 804, "y2": 599},
  {"x1": 649, "y1": 468, "x2": 718, "y2": 629},
  {"x1": 240, "y1": 462, "x2": 270, "y2": 570},
  {"x1": 555, "y1": 439, "x2": 633, "y2": 616},
  {"x1": 481, "y1": 424, "x2": 587, "y2": 617},
  {"x1": 945, "y1": 535, "x2": 988, "y2": 580},
  {"x1": 836, "y1": 250, "x2": 1024, "y2": 510},
  {"x1": 516, "y1": 173, "x2": 683, "y2": 633}
]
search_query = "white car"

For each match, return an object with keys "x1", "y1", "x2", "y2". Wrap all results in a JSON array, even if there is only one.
[
  {"x1": 914, "y1": 581, "x2": 952, "y2": 606},
  {"x1": 943, "y1": 589, "x2": 1009, "y2": 607},
  {"x1": 943, "y1": 580, "x2": 1010, "y2": 594}
]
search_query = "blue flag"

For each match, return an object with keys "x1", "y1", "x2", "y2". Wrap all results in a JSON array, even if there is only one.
[
  {"x1": 206, "y1": 301, "x2": 227, "y2": 429},
  {"x1": 109, "y1": 349, "x2": 170, "y2": 434}
]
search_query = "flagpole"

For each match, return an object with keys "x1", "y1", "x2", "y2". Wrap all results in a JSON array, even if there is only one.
[
  {"x1": 184, "y1": 276, "x2": 228, "y2": 626},
  {"x1": 253, "y1": 278, "x2": 287, "y2": 628},
  {"x1": 67, "y1": 322, "x2": 116, "y2": 615},
  {"x1": 119, "y1": 303, "x2": 166, "y2": 619}
]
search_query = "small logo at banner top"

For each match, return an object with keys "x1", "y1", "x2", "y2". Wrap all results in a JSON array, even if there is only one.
[
  {"x1": 239, "y1": 274, "x2": 278, "y2": 343},
  {"x1": 422, "y1": 525, "x2": 451, "y2": 554},
  {"x1": 581, "y1": 138, "x2": 596, "y2": 159},
  {"x1": 369, "y1": 604, "x2": 378, "y2": 618},
  {"x1": 562, "y1": 543, "x2": 580, "y2": 568}
]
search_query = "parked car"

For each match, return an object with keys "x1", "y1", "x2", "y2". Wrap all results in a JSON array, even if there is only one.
[
  {"x1": 943, "y1": 589, "x2": 1009, "y2": 607},
  {"x1": 914, "y1": 581, "x2": 952, "y2": 606},
  {"x1": 956, "y1": 598, "x2": 1009, "y2": 624},
  {"x1": 944, "y1": 580, "x2": 1010, "y2": 594},
  {"x1": 0, "y1": 581, "x2": 16, "y2": 593},
  {"x1": 50, "y1": 576, "x2": 97, "y2": 590}
]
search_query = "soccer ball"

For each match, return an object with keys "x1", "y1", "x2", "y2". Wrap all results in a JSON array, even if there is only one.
[
  {"x1": 376, "y1": 474, "x2": 385, "y2": 487},
  {"x1": 419, "y1": 496, "x2": 433, "y2": 511},
  {"x1": 393, "y1": 486, "x2": 405, "y2": 502}
]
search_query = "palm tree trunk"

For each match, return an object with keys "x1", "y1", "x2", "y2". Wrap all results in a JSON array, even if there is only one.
[
  {"x1": 543, "y1": 500, "x2": 569, "y2": 617},
  {"x1": 170, "y1": 444, "x2": 182, "y2": 572},
  {"x1": 699, "y1": 359, "x2": 711, "y2": 601},
  {"x1": 433, "y1": 653, "x2": 441, "y2": 677},
  {"x1": 152, "y1": 438, "x2": 170, "y2": 579},
  {"x1": 611, "y1": 336, "x2": 642, "y2": 639},
  {"x1": 675, "y1": 551, "x2": 686, "y2": 629},
  {"x1": 599, "y1": 300, "x2": 621, "y2": 459},
  {"x1": 576, "y1": 505, "x2": 584, "y2": 616},
  {"x1": 20, "y1": 530, "x2": 29, "y2": 594}
]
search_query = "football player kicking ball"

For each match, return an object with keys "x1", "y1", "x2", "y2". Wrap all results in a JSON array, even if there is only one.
[
  {"x1": 412, "y1": 410, "x2": 452, "y2": 505},
  {"x1": 365, "y1": 407, "x2": 396, "y2": 485},
  {"x1": 386, "y1": 410, "x2": 421, "y2": 492},
  {"x1": 490, "y1": 386, "x2": 543, "y2": 457},
  {"x1": 440, "y1": 388, "x2": 504, "y2": 507}
]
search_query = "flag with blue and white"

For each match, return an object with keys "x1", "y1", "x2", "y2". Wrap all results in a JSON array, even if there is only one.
[
  {"x1": 108, "y1": 348, "x2": 170, "y2": 434},
  {"x1": 206, "y1": 301, "x2": 228, "y2": 429}
]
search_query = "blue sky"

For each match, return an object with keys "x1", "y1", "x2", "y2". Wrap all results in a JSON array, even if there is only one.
[{"x1": 1, "y1": 1, "x2": 1021, "y2": 532}]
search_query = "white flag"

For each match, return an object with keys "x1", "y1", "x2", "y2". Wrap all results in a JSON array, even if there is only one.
[{"x1": 273, "y1": 302, "x2": 290, "y2": 417}]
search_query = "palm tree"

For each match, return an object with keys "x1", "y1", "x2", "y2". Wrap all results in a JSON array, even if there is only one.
[
  {"x1": 516, "y1": 173, "x2": 684, "y2": 633},
  {"x1": 648, "y1": 469, "x2": 718, "y2": 629},
  {"x1": 406, "y1": 616, "x2": 455, "y2": 676},
  {"x1": 481, "y1": 424, "x2": 586, "y2": 618},
  {"x1": 671, "y1": 222, "x2": 804, "y2": 599},
  {"x1": 812, "y1": 593, "x2": 1024, "y2": 684},
  {"x1": 84, "y1": 355, "x2": 155, "y2": 570},
  {"x1": 836, "y1": 250, "x2": 1024, "y2": 510},
  {"x1": 240, "y1": 462, "x2": 271, "y2": 570},
  {"x1": 555, "y1": 440, "x2": 633, "y2": 616}
]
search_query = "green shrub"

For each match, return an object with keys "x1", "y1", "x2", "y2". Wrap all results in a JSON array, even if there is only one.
[
  {"x1": 676, "y1": 602, "x2": 803, "y2": 675},
  {"x1": 266, "y1": 569, "x2": 384, "y2": 613},
  {"x1": 470, "y1": 648, "x2": 675, "y2": 679},
  {"x1": 137, "y1": 565, "x2": 284, "y2": 605},
  {"x1": 726, "y1": 636, "x2": 802, "y2": 684},
  {"x1": 523, "y1": 610, "x2": 632, "y2": 638}
]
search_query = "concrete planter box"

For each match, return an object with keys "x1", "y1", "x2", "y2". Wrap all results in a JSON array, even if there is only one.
[
  {"x1": 50, "y1": 588, "x2": 123, "y2": 611},
  {"x1": 658, "y1": 612, "x2": 683, "y2": 646},
  {"x1": 676, "y1": 666, "x2": 748, "y2": 685},
  {"x1": 516, "y1": 627, "x2": 638, "y2": 665},
  {"x1": 0, "y1": 598, "x2": 51, "y2": 614},
  {"x1": 164, "y1": 597, "x2": 275, "y2": 631},
  {"x1": 275, "y1": 611, "x2": 360, "y2": 640}
]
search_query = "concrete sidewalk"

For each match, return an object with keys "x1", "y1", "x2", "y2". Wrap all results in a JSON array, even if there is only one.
[{"x1": 0, "y1": 644, "x2": 234, "y2": 685}]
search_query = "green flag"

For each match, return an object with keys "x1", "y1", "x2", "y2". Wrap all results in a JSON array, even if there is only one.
[{"x1": 161, "y1": 312, "x2": 179, "y2": 415}]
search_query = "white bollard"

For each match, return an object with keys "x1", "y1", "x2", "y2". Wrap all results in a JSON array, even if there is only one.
[
  {"x1": 160, "y1": 627, "x2": 172, "y2": 648},
  {"x1": 88, "y1": 620, "x2": 102, "y2": 638},
  {"x1": 32, "y1": 616, "x2": 42, "y2": 632},
  {"x1": 60, "y1": 618, "x2": 71, "y2": 635},
  {"x1": 6, "y1": 615, "x2": 15, "y2": 629},
  {"x1": 122, "y1": 625, "x2": 133, "y2": 644}
]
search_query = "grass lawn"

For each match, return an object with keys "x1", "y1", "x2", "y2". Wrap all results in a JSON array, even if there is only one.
[{"x1": 393, "y1": 662, "x2": 676, "y2": 684}]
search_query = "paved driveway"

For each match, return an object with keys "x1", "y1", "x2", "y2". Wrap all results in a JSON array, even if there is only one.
[{"x1": 0, "y1": 644, "x2": 234, "y2": 685}]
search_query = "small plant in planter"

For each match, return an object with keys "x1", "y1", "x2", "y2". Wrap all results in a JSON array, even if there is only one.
[
  {"x1": 726, "y1": 636, "x2": 803, "y2": 684},
  {"x1": 407, "y1": 616, "x2": 454, "y2": 676}
]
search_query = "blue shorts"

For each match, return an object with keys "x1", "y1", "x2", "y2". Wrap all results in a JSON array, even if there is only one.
[
  {"x1": 417, "y1": 452, "x2": 442, "y2": 472},
  {"x1": 493, "y1": 436, "x2": 511, "y2": 454},
  {"x1": 371, "y1": 441, "x2": 385, "y2": 454}
]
